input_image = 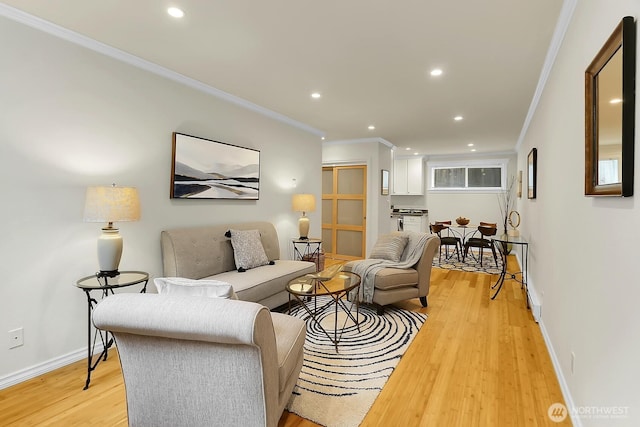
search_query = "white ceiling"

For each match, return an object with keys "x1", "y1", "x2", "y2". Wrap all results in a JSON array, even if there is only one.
[{"x1": 1, "y1": 0, "x2": 566, "y2": 156}]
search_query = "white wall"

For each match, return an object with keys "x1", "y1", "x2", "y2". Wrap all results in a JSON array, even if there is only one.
[
  {"x1": 0, "y1": 16, "x2": 322, "y2": 381},
  {"x1": 392, "y1": 153, "x2": 517, "y2": 231},
  {"x1": 518, "y1": 1, "x2": 640, "y2": 425}
]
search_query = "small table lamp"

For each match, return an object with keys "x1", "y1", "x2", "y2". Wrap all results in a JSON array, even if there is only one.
[
  {"x1": 83, "y1": 184, "x2": 141, "y2": 277},
  {"x1": 292, "y1": 194, "x2": 316, "y2": 240}
]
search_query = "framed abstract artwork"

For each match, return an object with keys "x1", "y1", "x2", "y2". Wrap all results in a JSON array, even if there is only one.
[{"x1": 171, "y1": 132, "x2": 260, "y2": 199}]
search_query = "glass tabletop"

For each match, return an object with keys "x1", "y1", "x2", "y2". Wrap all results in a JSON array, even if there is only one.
[
  {"x1": 492, "y1": 235, "x2": 528, "y2": 245},
  {"x1": 287, "y1": 271, "x2": 360, "y2": 296},
  {"x1": 76, "y1": 271, "x2": 149, "y2": 290}
]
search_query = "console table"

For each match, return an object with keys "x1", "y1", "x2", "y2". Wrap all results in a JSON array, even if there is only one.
[
  {"x1": 75, "y1": 271, "x2": 149, "y2": 389},
  {"x1": 491, "y1": 236, "x2": 529, "y2": 307}
]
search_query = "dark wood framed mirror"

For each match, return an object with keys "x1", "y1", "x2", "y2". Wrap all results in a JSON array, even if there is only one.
[{"x1": 585, "y1": 16, "x2": 636, "y2": 197}]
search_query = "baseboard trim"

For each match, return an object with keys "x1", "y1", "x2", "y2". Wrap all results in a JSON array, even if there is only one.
[
  {"x1": 526, "y1": 277, "x2": 542, "y2": 322},
  {"x1": 0, "y1": 345, "x2": 102, "y2": 390},
  {"x1": 513, "y1": 251, "x2": 541, "y2": 322},
  {"x1": 538, "y1": 319, "x2": 582, "y2": 427}
]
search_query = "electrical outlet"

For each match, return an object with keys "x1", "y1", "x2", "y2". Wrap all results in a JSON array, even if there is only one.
[
  {"x1": 8, "y1": 328, "x2": 23, "y2": 349},
  {"x1": 571, "y1": 351, "x2": 575, "y2": 375}
]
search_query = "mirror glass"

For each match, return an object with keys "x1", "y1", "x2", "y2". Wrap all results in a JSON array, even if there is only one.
[
  {"x1": 585, "y1": 16, "x2": 635, "y2": 196},
  {"x1": 596, "y1": 48, "x2": 622, "y2": 185}
]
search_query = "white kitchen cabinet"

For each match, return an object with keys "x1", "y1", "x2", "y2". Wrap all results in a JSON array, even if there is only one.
[{"x1": 392, "y1": 157, "x2": 424, "y2": 195}]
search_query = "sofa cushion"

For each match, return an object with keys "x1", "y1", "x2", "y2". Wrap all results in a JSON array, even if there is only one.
[
  {"x1": 371, "y1": 267, "x2": 419, "y2": 291},
  {"x1": 227, "y1": 229, "x2": 270, "y2": 271},
  {"x1": 369, "y1": 233, "x2": 409, "y2": 263},
  {"x1": 270, "y1": 312, "x2": 306, "y2": 393},
  {"x1": 153, "y1": 277, "x2": 238, "y2": 299},
  {"x1": 206, "y1": 260, "x2": 315, "y2": 302}
]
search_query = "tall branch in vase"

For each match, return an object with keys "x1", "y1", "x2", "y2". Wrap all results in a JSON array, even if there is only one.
[{"x1": 498, "y1": 176, "x2": 516, "y2": 235}]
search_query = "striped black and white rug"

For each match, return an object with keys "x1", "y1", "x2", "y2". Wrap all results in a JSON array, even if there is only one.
[
  {"x1": 432, "y1": 249, "x2": 503, "y2": 275},
  {"x1": 285, "y1": 296, "x2": 426, "y2": 427}
]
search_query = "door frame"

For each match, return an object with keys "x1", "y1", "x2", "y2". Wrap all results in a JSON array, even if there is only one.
[{"x1": 321, "y1": 163, "x2": 367, "y2": 260}]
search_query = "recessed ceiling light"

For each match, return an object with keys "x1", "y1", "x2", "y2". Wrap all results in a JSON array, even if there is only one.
[
  {"x1": 470, "y1": 149, "x2": 477, "y2": 152},
  {"x1": 405, "y1": 147, "x2": 411, "y2": 151},
  {"x1": 414, "y1": 152, "x2": 419, "y2": 155},
  {"x1": 368, "y1": 125, "x2": 376, "y2": 130},
  {"x1": 167, "y1": 7, "x2": 184, "y2": 18},
  {"x1": 467, "y1": 143, "x2": 474, "y2": 147},
  {"x1": 454, "y1": 115, "x2": 464, "y2": 121},
  {"x1": 430, "y1": 68, "x2": 443, "y2": 76},
  {"x1": 311, "y1": 92, "x2": 321, "y2": 99},
  {"x1": 321, "y1": 136, "x2": 325, "y2": 140},
  {"x1": 610, "y1": 98, "x2": 622, "y2": 104}
]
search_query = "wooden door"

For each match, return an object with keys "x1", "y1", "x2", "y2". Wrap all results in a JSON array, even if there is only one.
[{"x1": 321, "y1": 165, "x2": 367, "y2": 260}]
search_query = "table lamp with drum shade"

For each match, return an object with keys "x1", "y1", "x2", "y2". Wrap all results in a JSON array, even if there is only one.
[
  {"x1": 83, "y1": 184, "x2": 141, "y2": 277},
  {"x1": 292, "y1": 194, "x2": 315, "y2": 240}
]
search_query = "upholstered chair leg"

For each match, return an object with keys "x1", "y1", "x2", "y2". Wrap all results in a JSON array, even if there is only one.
[
  {"x1": 376, "y1": 304, "x2": 385, "y2": 315},
  {"x1": 419, "y1": 296, "x2": 428, "y2": 307}
]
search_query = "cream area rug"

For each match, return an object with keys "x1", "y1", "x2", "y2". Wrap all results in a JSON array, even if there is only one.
[{"x1": 285, "y1": 296, "x2": 426, "y2": 427}]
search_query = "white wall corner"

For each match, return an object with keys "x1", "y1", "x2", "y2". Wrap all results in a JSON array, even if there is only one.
[
  {"x1": 0, "y1": 345, "x2": 100, "y2": 390},
  {"x1": 538, "y1": 320, "x2": 583, "y2": 427},
  {"x1": 515, "y1": 0, "x2": 578, "y2": 151}
]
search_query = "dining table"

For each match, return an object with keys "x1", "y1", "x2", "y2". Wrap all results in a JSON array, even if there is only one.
[{"x1": 442, "y1": 223, "x2": 478, "y2": 246}]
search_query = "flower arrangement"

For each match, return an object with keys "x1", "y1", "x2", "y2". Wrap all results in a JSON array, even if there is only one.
[{"x1": 498, "y1": 176, "x2": 516, "y2": 235}]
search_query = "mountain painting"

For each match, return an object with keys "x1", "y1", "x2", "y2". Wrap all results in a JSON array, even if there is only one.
[{"x1": 171, "y1": 133, "x2": 260, "y2": 199}]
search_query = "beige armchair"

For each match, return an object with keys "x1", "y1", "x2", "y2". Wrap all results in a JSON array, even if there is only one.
[
  {"x1": 92, "y1": 293, "x2": 305, "y2": 427},
  {"x1": 343, "y1": 233, "x2": 440, "y2": 314}
]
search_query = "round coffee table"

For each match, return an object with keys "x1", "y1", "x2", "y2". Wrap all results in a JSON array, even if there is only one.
[{"x1": 286, "y1": 271, "x2": 361, "y2": 352}]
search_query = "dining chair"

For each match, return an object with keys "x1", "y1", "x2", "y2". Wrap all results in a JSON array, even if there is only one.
[
  {"x1": 430, "y1": 221, "x2": 462, "y2": 262},
  {"x1": 462, "y1": 223, "x2": 498, "y2": 267}
]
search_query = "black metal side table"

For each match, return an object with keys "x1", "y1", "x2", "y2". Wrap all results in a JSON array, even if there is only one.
[
  {"x1": 292, "y1": 238, "x2": 323, "y2": 271},
  {"x1": 75, "y1": 271, "x2": 149, "y2": 389},
  {"x1": 491, "y1": 236, "x2": 529, "y2": 307}
]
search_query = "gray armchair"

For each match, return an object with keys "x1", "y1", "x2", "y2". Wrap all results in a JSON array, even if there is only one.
[
  {"x1": 92, "y1": 293, "x2": 306, "y2": 427},
  {"x1": 343, "y1": 233, "x2": 440, "y2": 314}
]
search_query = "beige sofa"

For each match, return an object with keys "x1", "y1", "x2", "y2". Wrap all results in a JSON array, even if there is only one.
[
  {"x1": 160, "y1": 221, "x2": 316, "y2": 309},
  {"x1": 93, "y1": 293, "x2": 305, "y2": 427}
]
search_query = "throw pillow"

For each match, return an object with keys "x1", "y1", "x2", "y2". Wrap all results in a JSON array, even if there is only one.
[
  {"x1": 153, "y1": 277, "x2": 238, "y2": 299},
  {"x1": 369, "y1": 233, "x2": 409, "y2": 263},
  {"x1": 225, "y1": 229, "x2": 271, "y2": 272}
]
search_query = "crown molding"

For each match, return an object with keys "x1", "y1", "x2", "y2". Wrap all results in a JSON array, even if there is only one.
[
  {"x1": 515, "y1": 0, "x2": 578, "y2": 151},
  {"x1": 323, "y1": 137, "x2": 395, "y2": 148},
  {"x1": 0, "y1": 3, "x2": 325, "y2": 137}
]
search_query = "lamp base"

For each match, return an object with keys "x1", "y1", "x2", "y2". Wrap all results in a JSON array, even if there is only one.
[
  {"x1": 97, "y1": 270, "x2": 120, "y2": 278},
  {"x1": 298, "y1": 216, "x2": 310, "y2": 240},
  {"x1": 97, "y1": 227, "x2": 123, "y2": 274}
]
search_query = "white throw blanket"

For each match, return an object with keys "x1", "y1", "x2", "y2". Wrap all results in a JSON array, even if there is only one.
[{"x1": 349, "y1": 231, "x2": 433, "y2": 303}]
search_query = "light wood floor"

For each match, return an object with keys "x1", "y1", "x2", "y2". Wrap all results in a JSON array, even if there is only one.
[{"x1": 0, "y1": 256, "x2": 570, "y2": 426}]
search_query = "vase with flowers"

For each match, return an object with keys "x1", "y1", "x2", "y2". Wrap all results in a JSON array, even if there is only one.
[{"x1": 497, "y1": 176, "x2": 516, "y2": 253}]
